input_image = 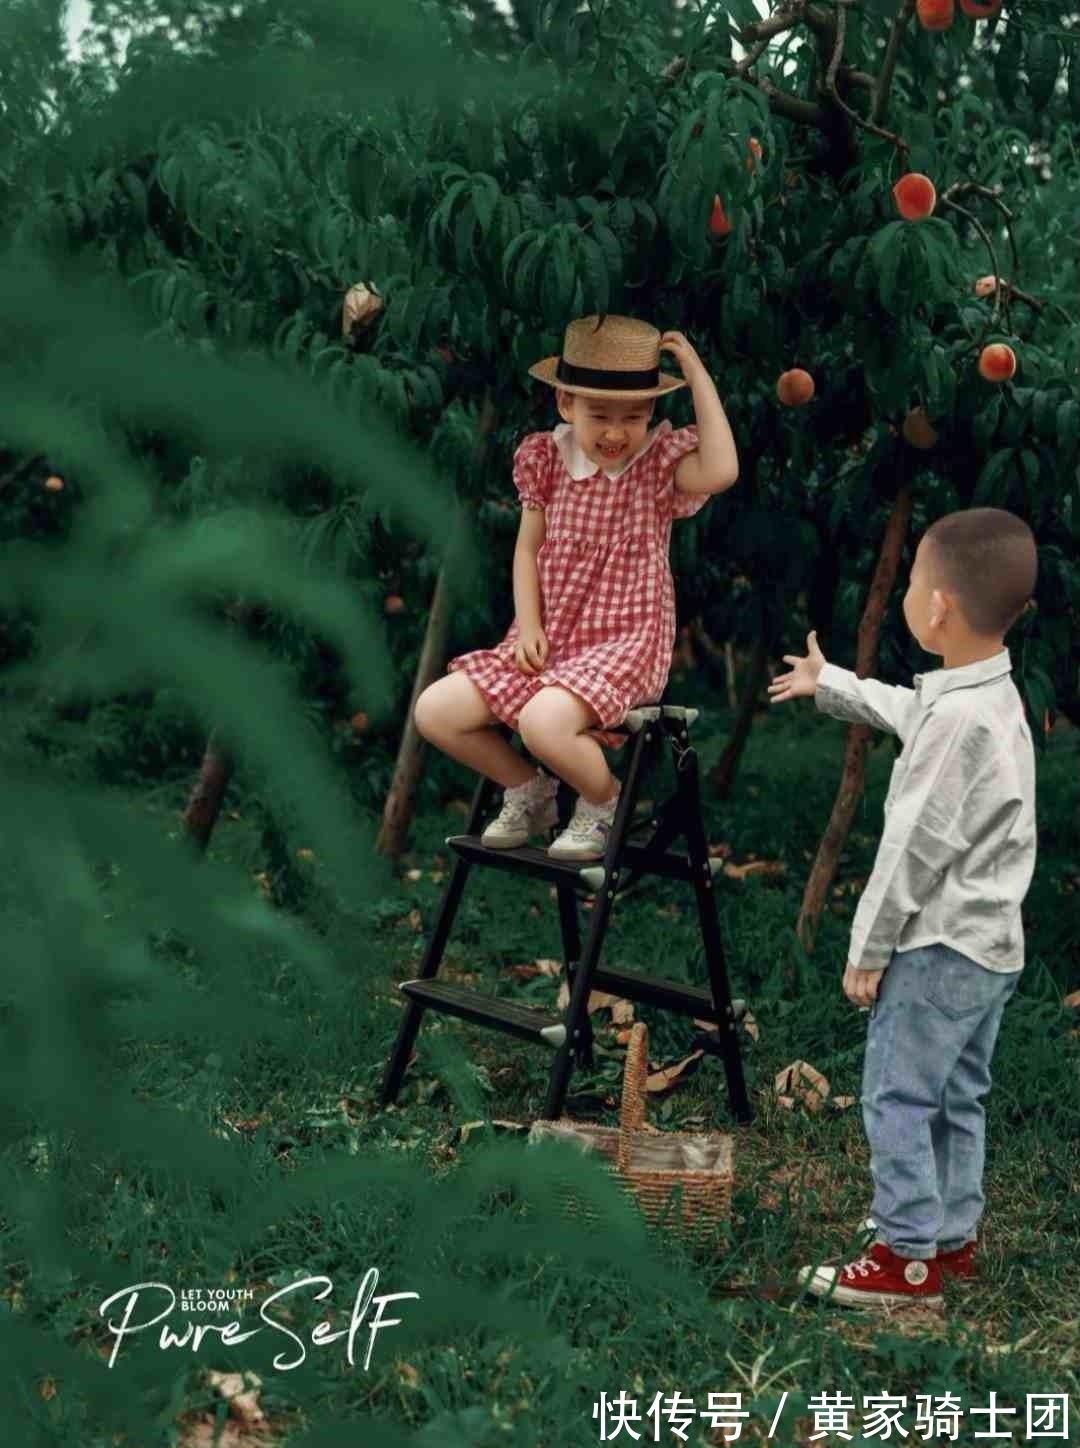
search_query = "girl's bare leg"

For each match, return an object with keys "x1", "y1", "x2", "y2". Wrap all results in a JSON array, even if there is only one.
[
  {"x1": 517, "y1": 687, "x2": 618, "y2": 804},
  {"x1": 414, "y1": 672, "x2": 537, "y2": 789}
]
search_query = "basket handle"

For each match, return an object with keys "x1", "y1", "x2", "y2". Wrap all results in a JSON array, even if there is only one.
[{"x1": 616, "y1": 1022, "x2": 648, "y2": 1173}]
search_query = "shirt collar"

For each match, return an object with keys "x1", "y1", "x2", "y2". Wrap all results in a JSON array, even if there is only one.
[
  {"x1": 552, "y1": 421, "x2": 664, "y2": 481},
  {"x1": 914, "y1": 649, "x2": 1012, "y2": 705}
]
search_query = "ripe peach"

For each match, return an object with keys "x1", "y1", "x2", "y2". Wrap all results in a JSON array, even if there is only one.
[
  {"x1": 384, "y1": 594, "x2": 405, "y2": 615},
  {"x1": 708, "y1": 195, "x2": 733, "y2": 237},
  {"x1": 959, "y1": 0, "x2": 1000, "y2": 16},
  {"x1": 777, "y1": 369, "x2": 815, "y2": 407},
  {"x1": 901, "y1": 407, "x2": 939, "y2": 450},
  {"x1": 917, "y1": 0, "x2": 954, "y2": 29},
  {"x1": 892, "y1": 173, "x2": 937, "y2": 221},
  {"x1": 977, "y1": 343, "x2": 1017, "y2": 382},
  {"x1": 44, "y1": 475, "x2": 65, "y2": 492},
  {"x1": 746, "y1": 137, "x2": 763, "y2": 173},
  {"x1": 350, "y1": 711, "x2": 369, "y2": 734},
  {"x1": 973, "y1": 275, "x2": 999, "y2": 298}
]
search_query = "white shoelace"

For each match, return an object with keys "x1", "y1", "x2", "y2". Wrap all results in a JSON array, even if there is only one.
[{"x1": 844, "y1": 1255, "x2": 881, "y2": 1280}]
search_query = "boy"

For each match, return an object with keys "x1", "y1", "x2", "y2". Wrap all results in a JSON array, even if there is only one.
[{"x1": 769, "y1": 507, "x2": 1038, "y2": 1307}]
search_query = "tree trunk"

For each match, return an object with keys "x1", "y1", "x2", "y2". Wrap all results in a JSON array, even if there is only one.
[
  {"x1": 375, "y1": 567, "x2": 452, "y2": 858},
  {"x1": 375, "y1": 390, "x2": 498, "y2": 859},
  {"x1": 710, "y1": 633, "x2": 770, "y2": 801},
  {"x1": 795, "y1": 480, "x2": 914, "y2": 953},
  {"x1": 182, "y1": 729, "x2": 233, "y2": 854}
]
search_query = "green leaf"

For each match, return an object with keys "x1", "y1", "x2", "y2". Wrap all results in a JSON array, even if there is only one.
[
  {"x1": 994, "y1": 24, "x2": 1023, "y2": 109},
  {"x1": 1027, "y1": 34, "x2": 1061, "y2": 113},
  {"x1": 974, "y1": 448, "x2": 1015, "y2": 504},
  {"x1": 1069, "y1": 48, "x2": 1080, "y2": 123},
  {"x1": 1057, "y1": 399, "x2": 1080, "y2": 462}
]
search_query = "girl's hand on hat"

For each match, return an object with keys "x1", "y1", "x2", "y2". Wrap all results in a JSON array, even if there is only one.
[
  {"x1": 767, "y1": 630, "x2": 826, "y2": 703},
  {"x1": 514, "y1": 626, "x2": 549, "y2": 675},
  {"x1": 659, "y1": 331, "x2": 705, "y2": 378}
]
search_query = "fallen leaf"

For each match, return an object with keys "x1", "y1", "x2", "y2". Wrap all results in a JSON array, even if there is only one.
[
  {"x1": 407, "y1": 909, "x2": 422, "y2": 932},
  {"x1": 645, "y1": 1050, "x2": 704, "y2": 1095},
  {"x1": 707, "y1": 841, "x2": 733, "y2": 859},
  {"x1": 295, "y1": 848, "x2": 315, "y2": 863},
  {"x1": 207, "y1": 1371, "x2": 265, "y2": 1428},
  {"x1": 505, "y1": 958, "x2": 563, "y2": 981},
  {"x1": 396, "y1": 1361, "x2": 420, "y2": 1388},
  {"x1": 723, "y1": 859, "x2": 784, "y2": 881},
  {"x1": 774, "y1": 1060, "x2": 830, "y2": 1113},
  {"x1": 555, "y1": 984, "x2": 631, "y2": 1016},
  {"x1": 1064, "y1": 990, "x2": 1080, "y2": 1010},
  {"x1": 832, "y1": 1095, "x2": 858, "y2": 1111},
  {"x1": 776, "y1": 1095, "x2": 796, "y2": 1111},
  {"x1": 457, "y1": 1120, "x2": 528, "y2": 1145},
  {"x1": 693, "y1": 1011, "x2": 759, "y2": 1041}
]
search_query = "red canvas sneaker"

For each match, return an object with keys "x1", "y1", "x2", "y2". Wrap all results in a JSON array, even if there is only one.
[
  {"x1": 856, "y1": 1219, "x2": 977, "y2": 1280},
  {"x1": 937, "y1": 1240, "x2": 977, "y2": 1279},
  {"x1": 799, "y1": 1242, "x2": 944, "y2": 1308}
]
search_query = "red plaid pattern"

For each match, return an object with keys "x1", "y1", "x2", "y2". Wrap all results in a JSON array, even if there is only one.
[{"x1": 448, "y1": 422, "x2": 707, "y2": 743}]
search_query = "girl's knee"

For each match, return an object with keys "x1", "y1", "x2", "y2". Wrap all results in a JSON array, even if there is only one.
[
  {"x1": 413, "y1": 683, "x2": 445, "y2": 742},
  {"x1": 518, "y1": 689, "x2": 577, "y2": 753}
]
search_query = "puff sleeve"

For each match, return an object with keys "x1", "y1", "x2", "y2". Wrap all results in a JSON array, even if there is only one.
[
  {"x1": 512, "y1": 432, "x2": 555, "y2": 511},
  {"x1": 654, "y1": 423, "x2": 710, "y2": 519}
]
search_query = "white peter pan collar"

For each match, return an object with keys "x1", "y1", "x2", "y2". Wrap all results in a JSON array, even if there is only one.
[{"x1": 552, "y1": 422, "x2": 663, "y2": 481}]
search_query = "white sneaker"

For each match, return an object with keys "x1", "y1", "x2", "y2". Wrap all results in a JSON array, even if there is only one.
[
  {"x1": 548, "y1": 788, "x2": 619, "y2": 862},
  {"x1": 481, "y1": 770, "x2": 558, "y2": 849}
]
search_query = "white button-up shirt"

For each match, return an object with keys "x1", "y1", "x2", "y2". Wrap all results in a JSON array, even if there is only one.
[{"x1": 815, "y1": 651, "x2": 1036, "y2": 974}]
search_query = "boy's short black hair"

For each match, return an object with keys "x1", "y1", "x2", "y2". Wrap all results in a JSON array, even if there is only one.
[{"x1": 923, "y1": 508, "x2": 1037, "y2": 636}]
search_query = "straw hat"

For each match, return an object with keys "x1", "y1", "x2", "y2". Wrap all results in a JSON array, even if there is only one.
[{"x1": 528, "y1": 315, "x2": 686, "y2": 400}]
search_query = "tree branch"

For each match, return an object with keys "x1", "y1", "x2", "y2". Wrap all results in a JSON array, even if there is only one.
[
  {"x1": 825, "y1": 3, "x2": 909, "y2": 152},
  {"x1": 757, "y1": 76, "x2": 830, "y2": 129},
  {"x1": 872, "y1": 0, "x2": 917, "y2": 126},
  {"x1": 939, "y1": 195, "x2": 1007, "y2": 339}
]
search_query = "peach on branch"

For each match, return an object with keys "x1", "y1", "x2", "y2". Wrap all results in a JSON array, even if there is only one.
[
  {"x1": 977, "y1": 343, "x2": 1017, "y2": 382},
  {"x1": 959, "y1": 0, "x2": 1001, "y2": 16},
  {"x1": 916, "y1": 0, "x2": 954, "y2": 29},
  {"x1": 708, "y1": 195, "x2": 732, "y2": 237},
  {"x1": 892, "y1": 173, "x2": 937, "y2": 221},
  {"x1": 901, "y1": 408, "x2": 939, "y2": 450},
  {"x1": 777, "y1": 369, "x2": 815, "y2": 407}
]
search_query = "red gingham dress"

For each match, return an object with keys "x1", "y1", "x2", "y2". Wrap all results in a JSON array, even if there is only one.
[{"x1": 447, "y1": 421, "x2": 709, "y2": 745}]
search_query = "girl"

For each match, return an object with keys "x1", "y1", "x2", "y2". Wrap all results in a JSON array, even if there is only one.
[{"x1": 414, "y1": 314, "x2": 738, "y2": 861}]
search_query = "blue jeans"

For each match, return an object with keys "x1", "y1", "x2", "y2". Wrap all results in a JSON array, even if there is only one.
[{"x1": 862, "y1": 943, "x2": 1020, "y2": 1260}]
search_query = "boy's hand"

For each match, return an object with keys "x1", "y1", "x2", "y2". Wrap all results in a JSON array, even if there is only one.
[
  {"x1": 659, "y1": 331, "x2": 707, "y2": 379},
  {"x1": 768, "y1": 630, "x2": 826, "y2": 703},
  {"x1": 843, "y1": 962, "x2": 883, "y2": 1008},
  {"x1": 514, "y1": 625, "x2": 549, "y2": 675}
]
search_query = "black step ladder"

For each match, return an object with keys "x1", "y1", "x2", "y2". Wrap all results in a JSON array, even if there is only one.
[{"x1": 380, "y1": 705, "x2": 752, "y2": 1124}]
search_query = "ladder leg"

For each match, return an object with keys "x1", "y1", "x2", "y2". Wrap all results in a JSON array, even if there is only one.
[
  {"x1": 540, "y1": 725, "x2": 657, "y2": 1119},
  {"x1": 556, "y1": 884, "x2": 591, "y2": 1068},
  {"x1": 671, "y1": 727, "x2": 753, "y2": 1125},
  {"x1": 379, "y1": 772, "x2": 496, "y2": 1106}
]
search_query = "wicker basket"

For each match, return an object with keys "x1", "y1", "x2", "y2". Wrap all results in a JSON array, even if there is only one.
[{"x1": 530, "y1": 1022, "x2": 733, "y2": 1230}]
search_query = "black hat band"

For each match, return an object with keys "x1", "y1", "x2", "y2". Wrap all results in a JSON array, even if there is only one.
[{"x1": 555, "y1": 358, "x2": 661, "y2": 390}]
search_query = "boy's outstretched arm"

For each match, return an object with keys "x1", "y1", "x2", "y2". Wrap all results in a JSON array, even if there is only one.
[{"x1": 769, "y1": 631, "x2": 917, "y2": 739}]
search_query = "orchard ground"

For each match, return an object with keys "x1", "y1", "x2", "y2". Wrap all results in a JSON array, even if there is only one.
[{"x1": 35, "y1": 676, "x2": 1080, "y2": 1445}]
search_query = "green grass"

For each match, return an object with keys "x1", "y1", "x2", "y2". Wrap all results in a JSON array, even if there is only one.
[{"x1": 4, "y1": 691, "x2": 1079, "y2": 1447}]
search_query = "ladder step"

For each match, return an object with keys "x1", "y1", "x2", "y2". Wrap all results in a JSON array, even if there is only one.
[
  {"x1": 591, "y1": 964, "x2": 746, "y2": 1024},
  {"x1": 446, "y1": 835, "x2": 603, "y2": 889},
  {"x1": 398, "y1": 978, "x2": 567, "y2": 1048}
]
